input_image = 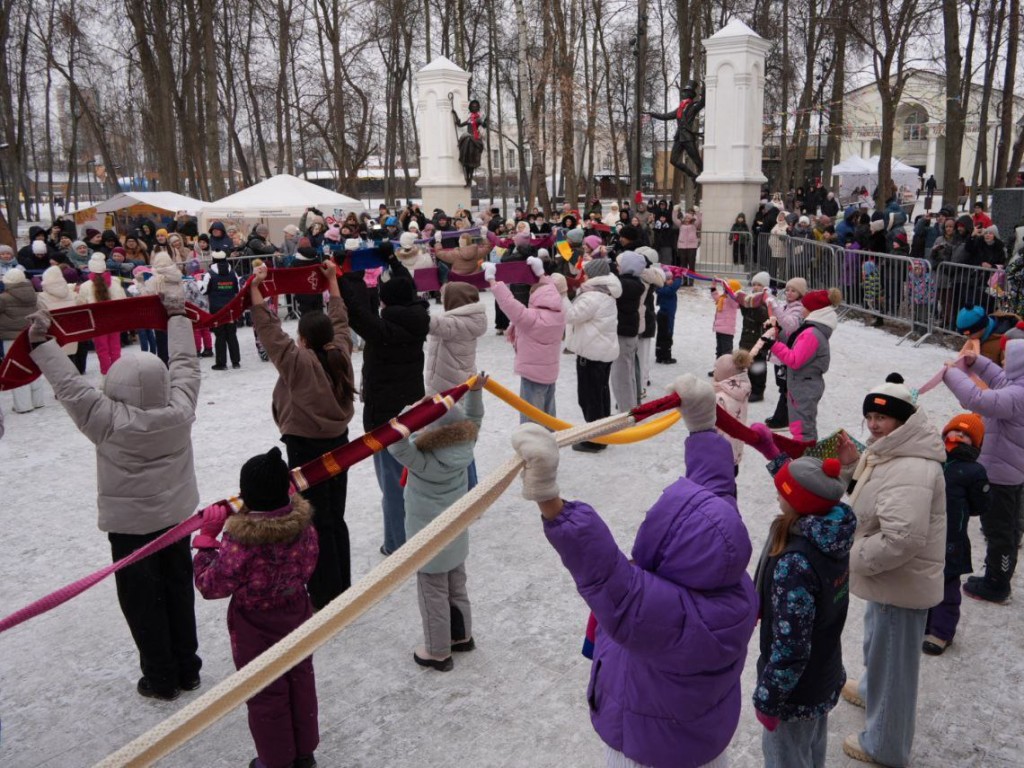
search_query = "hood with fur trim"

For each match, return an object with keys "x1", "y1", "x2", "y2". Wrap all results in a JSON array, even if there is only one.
[
  {"x1": 413, "y1": 419, "x2": 480, "y2": 453},
  {"x1": 224, "y1": 495, "x2": 314, "y2": 546}
]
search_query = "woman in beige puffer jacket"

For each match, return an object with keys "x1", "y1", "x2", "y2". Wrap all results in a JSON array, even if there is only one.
[{"x1": 839, "y1": 375, "x2": 945, "y2": 768}]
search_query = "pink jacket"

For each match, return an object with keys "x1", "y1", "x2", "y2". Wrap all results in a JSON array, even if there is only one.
[
  {"x1": 712, "y1": 289, "x2": 739, "y2": 334},
  {"x1": 673, "y1": 207, "x2": 700, "y2": 248},
  {"x1": 491, "y1": 276, "x2": 566, "y2": 385}
]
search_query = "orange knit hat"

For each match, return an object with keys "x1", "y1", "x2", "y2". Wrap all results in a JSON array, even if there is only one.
[{"x1": 941, "y1": 413, "x2": 984, "y2": 448}]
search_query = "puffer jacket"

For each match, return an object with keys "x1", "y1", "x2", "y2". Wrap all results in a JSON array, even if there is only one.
[
  {"x1": 30, "y1": 315, "x2": 200, "y2": 534},
  {"x1": 0, "y1": 271, "x2": 38, "y2": 340},
  {"x1": 711, "y1": 288, "x2": 739, "y2": 335},
  {"x1": 435, "y1": 243, "x2": 488, "y2": 275},
  {"x1": 565, "y1": 274, "x2": 621, "y2": 363},
  {"x1": 844, "y1": 407, "x2": 946, "y2": 609},
  {"x1": 388, "y1": 389, "x2": 483, "y2": 573},
  {"x1": 639, "y1": 264, "x2": 665, "y2": 338},
  {"x1": 544, "y1": 431, "x2": 757, "y2": 768},
  {"x1": 37, "y1": 266, "x2": 81, "y2": 353},
  {"x1": 395, "y1": 245, "x2": 435, "y2": 275},
  {"x1": 78, "y1": 271, "x2": 127, "y2": 304},
  {"x1": 492, "y1": 275, "x2": 566, "y2": 385},
  {"x1": 714, "y1": 372, "x2": 751, "y2": 464},
  {"x1": 425, "y1": 301, "x2": 488, "y2": 392},
  {"x1": 944, "y1": 339, "x2": 1024, "y2": 485}
]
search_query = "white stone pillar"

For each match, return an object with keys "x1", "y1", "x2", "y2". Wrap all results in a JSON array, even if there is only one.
[
  {"x1": 414, "y1": 56, "x2": 473, "y2": 214},
  {"x1": 695, "y1": 20, "x2": 771, "y2": 238}
]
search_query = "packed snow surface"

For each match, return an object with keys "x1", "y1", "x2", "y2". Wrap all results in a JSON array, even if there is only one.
[{"x1": 1, "y1": 287, "x2": 1020, "y2": 767}]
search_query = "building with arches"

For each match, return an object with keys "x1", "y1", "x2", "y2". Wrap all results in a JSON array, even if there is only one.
[{"x1": 839, "y1": 69, "x2": 1024, "y2": 188}]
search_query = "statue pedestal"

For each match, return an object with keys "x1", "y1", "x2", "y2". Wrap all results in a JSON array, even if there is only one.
[
  {"x1": 415, "y1": 57, "x2": 473, "y2": 214},
  {"x1": 696, "y1": 20, "x2": 770, "y2": 239}
]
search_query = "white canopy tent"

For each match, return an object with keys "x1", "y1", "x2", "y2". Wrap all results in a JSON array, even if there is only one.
[
  {"x1": 198, "y1": 174, "x2": 366, "y2": 237},
  {"x1": 94, "y1": 191, "x2": 207, "y2": 215},
  {"x1": 833, "y1": 155, "x2": 921, "y2": 201}
]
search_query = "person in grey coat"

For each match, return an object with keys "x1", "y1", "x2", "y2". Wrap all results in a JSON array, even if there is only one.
[
  {"x1": 387, "y1": 374, "x2": 486, "y2": 672},
  {"x1": 27, "y1": 267, "x2": 203, "y2": 702}
]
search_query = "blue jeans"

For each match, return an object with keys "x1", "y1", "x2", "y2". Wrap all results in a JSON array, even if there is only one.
[
  {"x1": 373, "y1": 449, "x2": 407, "y2": 554},
  {"x1": 762, "y1": 715, "x2": 827, "y2": 768},
  {"x1": 519, "y1": 377, "x2": 556, "y2": 425},
  {"x1": 859, "y1": 601, "x2": 928, "y2": 767},
  {"x1": 137, "y1": 329, "x2": 157, "y2": 354}
]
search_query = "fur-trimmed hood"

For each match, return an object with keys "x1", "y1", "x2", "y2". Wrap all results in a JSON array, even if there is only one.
[
  {"x1": 413, "y1": 419, "x2": 479, "y2": 453},
  {"x1": 224, "y1": 495, "x2": 313, "y2": 546}
]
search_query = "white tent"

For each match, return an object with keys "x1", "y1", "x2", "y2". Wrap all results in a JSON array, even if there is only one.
[
  {"x1": 95, "y1": 191, "x2": 207, "y2": 215},
  {"x1": 199, "y1": 174, "x2": 366, "y2": 236},
  {"x1": 834, "y1": 155, "x2": 921, "y2": 201}
]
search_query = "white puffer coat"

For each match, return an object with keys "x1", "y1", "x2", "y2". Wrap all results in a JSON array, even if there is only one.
[
  {"x1": 565, "y1": 273, "x2": 621, "y2": 363},
  {"x1": 425, "y1": 301, "x2": 488, "y2": 393},
  {"x1": 843, "y1": 407, "x2": 946, "y2": 609},
  {"x1": 714, "y1": 372, "x2": 751, "y2": 464},
  {"x1": 37, "y1": 266, "x2": 82, "y2": 354}
]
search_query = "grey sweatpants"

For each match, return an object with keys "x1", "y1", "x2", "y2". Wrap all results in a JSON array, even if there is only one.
[
  {"x1": 762, "y1": 715, "x2": 828, "y2": 768},
  {"x1": 610, "y1": 335, "x2": 640, "y2": 412},
  {"x1": 417, "y1": 564, "x2": 472, "y2": 657},
  {"x1": 858, "y1": 601, "x2": 928, "y2": 767}
]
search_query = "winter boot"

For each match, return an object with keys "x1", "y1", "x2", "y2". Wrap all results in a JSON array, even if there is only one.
[
  {"x1": 413, "y1": 646, "x2": 453, "y2": 671},
  {"x1": 922, "y1": 635, "x2": 950, "y2": 655},
  {"x1": 963, "y1": 575, "x2": 1011, "y2": 604},
  {"x1": 842, "y1": 734, "x2": 880, "y2": 765},
  {"x1": 137, "y1": 676, "x2": 180, "y2": 702},
  {"x1": 841, "y1": 678, "x2": 864, "y2": 708}
]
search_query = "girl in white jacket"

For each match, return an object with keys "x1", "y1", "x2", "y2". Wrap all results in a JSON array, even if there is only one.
[
  {"x1": 713, "y1": 349, "x2": 753, "y2": 472},
  {"x1": 565, "y1": 258, "x2": 621, "y2": 452},
  {"x1": 78, "y1": 254, "x2": 127, "y2": 375},
  {"x1": 37, "y1": 265, "x2": 82, "y2": 365}
]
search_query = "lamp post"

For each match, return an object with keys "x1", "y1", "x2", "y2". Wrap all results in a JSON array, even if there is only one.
[{"x1": 814, "y1": 55, "x2": 832, "y2": 186}]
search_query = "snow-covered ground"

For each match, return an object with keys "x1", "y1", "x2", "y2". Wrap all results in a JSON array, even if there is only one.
[{"x1": 0, "y1": 286, "x2": 1020, "y2": 768}]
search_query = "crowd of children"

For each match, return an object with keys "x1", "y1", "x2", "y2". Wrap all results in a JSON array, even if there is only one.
[{"x1": 11, "y1": 194, "x2": 1024, "y2": 768}]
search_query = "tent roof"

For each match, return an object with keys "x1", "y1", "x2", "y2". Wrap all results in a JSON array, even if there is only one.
[
  {"x1": 205, "y1": 174, "x2": 363, "y2": 211},
  {"x1": 94, "y1": 191, "x2": 207, "y2": 214},
  {"x1": 831, "y1": 155, "x2": 874, "y2": 174}
]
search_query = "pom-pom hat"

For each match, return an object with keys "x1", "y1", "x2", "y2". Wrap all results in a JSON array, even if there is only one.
[
  {"x1": 802, "y1": 289, "x2": 831, "y2": 312},
  {"x1": 775, "y1": 457, "x2": 846, "y2": 515},
  {"x1": 239, "y1": 446, "x2": 292, "y2": 512},
  {"x1": 863, "y1": 372, "x2": 917, "y2": 423}
]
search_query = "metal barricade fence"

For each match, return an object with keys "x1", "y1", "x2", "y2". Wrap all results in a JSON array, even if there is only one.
[
  {"x1": 693, "y1": 230, "x2": 755, "y2": 277},
  {"x1": 925, "y1": 261, "x2": 1009, "y2": 346}
]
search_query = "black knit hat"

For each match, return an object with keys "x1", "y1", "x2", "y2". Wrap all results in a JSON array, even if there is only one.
[
  {"x1": 239, "y1": 446, "x2": 291, "y2": 512},
  {"x1": 862, "y1": 373, "x2": 917, "y2": 424},
  {"x1": 617, "y1": 225, "x2": 640, "y2": 243}
]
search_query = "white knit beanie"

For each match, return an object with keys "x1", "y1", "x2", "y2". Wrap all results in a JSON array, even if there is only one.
[
  {"x1": 751, "y1": 271, "x2": 771, "y2": 288},
  {"x1": 399, "y1": 231, "x2": 417, "y2": 250},
  {"x1": 88, "y1": 254, "x2": 107, "y2": 274}
]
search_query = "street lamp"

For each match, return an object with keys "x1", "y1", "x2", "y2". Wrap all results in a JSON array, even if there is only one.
[{"x1": 814, "y1": 55, "x2": 832, "y2": 187}]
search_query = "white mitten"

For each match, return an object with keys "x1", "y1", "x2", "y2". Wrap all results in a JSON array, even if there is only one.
[
  {"x1": 27, "y1": 308, "x2": 52, "y2": 344},
  {"x1": 434, "y1": 230, "x2": 443, "y2": 245},
  {"x1": 483, "y1": 262, "x2": 497, "y2": 283},
  {"x1": 526, "y1": 255, "x2": 545, "y2": 277},
  {"x1": 511, "y1": 423, "x2": 561, "y2": 501},
  {"x1": 154, "y1": 264, "x2": 186, "y2": 316},
  {"x1": 669, "y1": 373, "x2": 717, "y2": 433}
]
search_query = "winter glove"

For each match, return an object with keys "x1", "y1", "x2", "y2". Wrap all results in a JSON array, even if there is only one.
[
  {"x1": 749, "y1": 422, "x2": 782, "y2": 460},
  {"x1": 669, "y1": 373, "x2": 717, "y2": 433},
  {"x1": 526, "y1": 255, "x2": 545, "y2": 277},
  {"x1": 510, "y1": 423, "x2": 561, "y2": 502},
  {"x1": 27, "y1": 308, "x2": 53, "y2": 344},
  {"x1": 760, "y1": 334, "x2": 777, "y2": 345},
  {"x1": 434, "y1": 230, "x2": 443, "y2": 246},
  {"x1": 483, "y1": 263, "x2": 497, "y2": 283},
  {"x1": 755, "y1": 710, "x2": 780, "y2": 732}
]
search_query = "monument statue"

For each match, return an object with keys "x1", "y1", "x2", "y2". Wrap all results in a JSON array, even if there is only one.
[
  {"x1": 451, "y1": 97, "x2": 487, "y2": 188},
  {"x1": 646, "y1": 80, "x2": 705, "y2": 179}
]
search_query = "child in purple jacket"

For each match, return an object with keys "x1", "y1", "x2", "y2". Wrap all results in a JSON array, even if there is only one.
[
  {"x1": 512, "y1": 374, "x2": 758, "y2": 768},
  {"x1": 193, "y1": 447, "x2": 320, "y2": 768}
]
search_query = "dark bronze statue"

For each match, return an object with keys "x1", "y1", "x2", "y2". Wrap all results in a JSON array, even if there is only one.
[
  {"x1": 646, "y1": 80, "x2": 705, "y2": 179},
  {"x1": 452, "y1": 98, "x2": 487, "y2": 188}
]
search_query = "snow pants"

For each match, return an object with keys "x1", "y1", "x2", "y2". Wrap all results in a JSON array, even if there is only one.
[
  {"x1": 93, "y1": 332, "x2": 122, "y2": 375},
  {"x1": 229, "y1": 596, "x2": 318, "y2": 768},
  {"x1": 109, "y1": 528, "x2": 201, "y2": 694},
  {"x1": 787, "y1": 372, "x2": 825, "y2": 442}
]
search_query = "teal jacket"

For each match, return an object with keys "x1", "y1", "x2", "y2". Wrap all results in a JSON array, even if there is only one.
[{"x1": 388, "y1": 388, "x2": 483, "y2": 573}]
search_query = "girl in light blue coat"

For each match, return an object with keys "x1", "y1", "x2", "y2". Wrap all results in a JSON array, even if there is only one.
[{"x1": 388, "y1": 374, "x2": 486, "y2": 671}]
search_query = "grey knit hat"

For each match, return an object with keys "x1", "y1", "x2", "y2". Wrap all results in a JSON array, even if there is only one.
[{"x1": 584, "y1": 258, "x2": 610, "y2": 278}]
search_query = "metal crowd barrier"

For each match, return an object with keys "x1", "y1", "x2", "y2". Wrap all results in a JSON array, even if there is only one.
[
  {"x1": 692, "y1": 230, "x2": 754, "y2": 276},
  {"x1": 923, "y1": 261, "x2": 1008, "y2": 346}
]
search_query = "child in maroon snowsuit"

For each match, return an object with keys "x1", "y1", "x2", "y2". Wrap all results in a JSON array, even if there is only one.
[{"x1": 193, "y1": 446, "x2": 320, "y2": 768}]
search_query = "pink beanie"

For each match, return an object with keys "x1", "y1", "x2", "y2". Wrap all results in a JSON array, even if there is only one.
[{"x1": 584, "y1": 235, "x2": 603, "y2": 252}]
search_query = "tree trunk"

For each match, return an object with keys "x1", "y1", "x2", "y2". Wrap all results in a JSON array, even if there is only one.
[
  {"x1": 970, "y1": 0, "x2": 1004, "y2": 202},
  {"x1": 994, "y1": 0, "x2": 1019, "y2": 188}
]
